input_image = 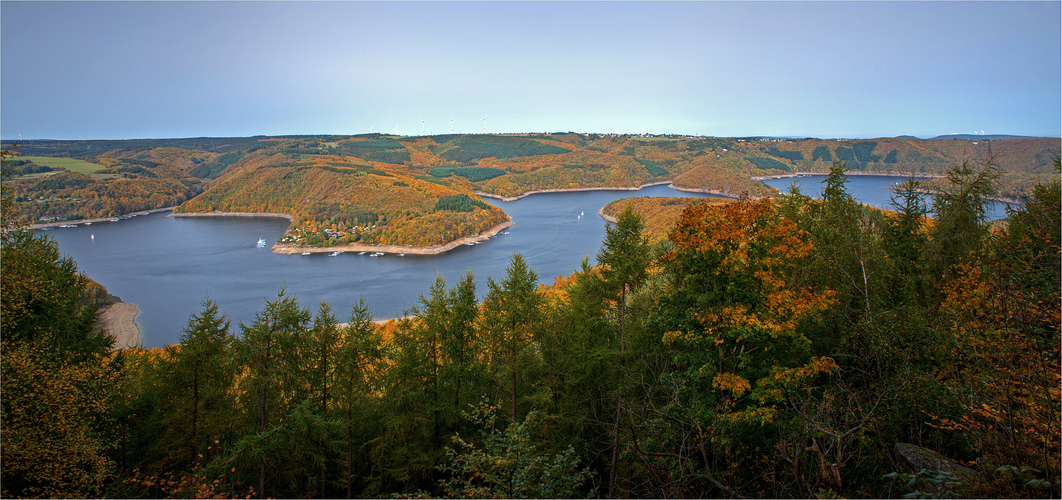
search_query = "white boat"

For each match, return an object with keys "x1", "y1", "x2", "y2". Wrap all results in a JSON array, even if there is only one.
[
  {"x1": 358, "y1": 251, "x2": 367, "y2": 255},
  {"x1": 301, "y1": 252, "x2": 311, "y2": 255},
  {"x1": 328, "y1": 251, "x2": 340, "y2": 257},
  {"x1": 84, "y1": 222, "x2": 92, "y2": 225},
  {"x1": 397, "y1": 253, "x2": 405, "y2": 257},
  {"x1": 257, "y1": 238, "x2": 267, "y2": 247}
]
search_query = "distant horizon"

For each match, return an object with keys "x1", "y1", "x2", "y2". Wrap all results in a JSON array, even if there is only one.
[{"x1": 3, "y1": 131, "x2": 1059, "y2": 143}]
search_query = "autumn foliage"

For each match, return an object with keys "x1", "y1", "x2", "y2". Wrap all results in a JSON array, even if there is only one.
[{"x1": 1, "y1": 140, "x2": 1059, "y2": 499}]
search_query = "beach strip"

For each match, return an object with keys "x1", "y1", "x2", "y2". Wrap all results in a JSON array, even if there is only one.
[
  {"x1": 475, "y1": 180, "x2": 673, "y2": 202},
  {"x1": 98, "y1": 302, "x2": 140, "y2": 349},
  {"x1": 169, "y1": 211, "x2": 294, "y2": 221}
]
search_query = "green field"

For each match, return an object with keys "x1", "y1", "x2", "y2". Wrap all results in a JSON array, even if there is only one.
[{"x1": 19, "y1": 156, "x2": 106, "y2": 175}]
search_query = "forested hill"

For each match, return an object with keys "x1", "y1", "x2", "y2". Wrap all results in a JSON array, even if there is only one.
[
  {"x1": 4, "y1": 134, "x2": 1057, "y2": 246},
  {"x1": 3, "y1": 156, "x2": 1058, "y2": 498}
]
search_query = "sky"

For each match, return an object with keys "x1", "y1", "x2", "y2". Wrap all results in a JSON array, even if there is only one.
[{"x1": 2, "y1": 1, "x2": 1060, "y2": 140}]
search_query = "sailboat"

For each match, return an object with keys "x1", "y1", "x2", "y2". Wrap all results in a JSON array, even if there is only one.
[{"x1": 257, "y1": 238, "x2": 267, "y2": 247}]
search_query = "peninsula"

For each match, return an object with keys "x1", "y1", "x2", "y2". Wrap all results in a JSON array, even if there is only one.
[{"x1": 7, "y1": 134, "x2": 1057, "y2": 251}]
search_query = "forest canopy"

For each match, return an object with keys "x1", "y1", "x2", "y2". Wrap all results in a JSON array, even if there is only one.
[{"x1": 3, "y1": 131, "x2": 1059, "y2": 497}]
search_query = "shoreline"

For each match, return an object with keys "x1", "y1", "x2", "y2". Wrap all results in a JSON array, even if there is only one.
[
  {"x1": 901, "y1": 186, "x2": 1024, "y2": 206},
  {"x1": 751, "y1": 171, "x2": 947, "y2": 181},
  {"x1": 170, "y1": 210, "x2": 294, "y2": 221},
  {"x1": 29, "y1": 206, "x2": 176, "y2": 229},
  {"x1": 668, "y1": 185, "x2": 747, "y2": 199},
  {"x1": 598, "y1": 190, "x2": 739, "y2": 223},
  {"x1": 476, "y1": 180, "x2": 673, "y2": 202},
  {"x1": 97, "y1": 299, "x2": 141, "y2": 349},
  {"x1": 271, "y1": 220, "x2": 515, "y2": 256}
]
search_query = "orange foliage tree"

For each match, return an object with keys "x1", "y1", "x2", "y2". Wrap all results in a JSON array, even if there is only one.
[
  {"x1": 933, "y1": 170, "x2": 1060, "y2": 493},
  {"x1": 646, "y1": 195, "x2": 838, "y2": 497}
]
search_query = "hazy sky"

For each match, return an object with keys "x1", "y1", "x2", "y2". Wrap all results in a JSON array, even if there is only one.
[{"x1": 2, "y1": 1, "x2": 1059, "y2": 140}]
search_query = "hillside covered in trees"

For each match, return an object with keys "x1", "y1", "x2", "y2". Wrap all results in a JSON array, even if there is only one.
[
  {"x1": 2, "y1": 138, "x2": 1059, "y2": 498},
  {"x1": 4, "y1": 134, "x2": 1057, "y2": 248}
]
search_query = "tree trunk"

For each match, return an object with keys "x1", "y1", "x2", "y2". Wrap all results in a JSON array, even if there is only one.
[
  {"x1": 346, "y1": 376, "x2": 355, "y2": 499},
  {"x1": 608, "y1": 289, "x2": 627, "y2": 498},
  {"x1": 258, "y1": 383, "x2": 267, "y2": 498},
  {"x1": 511, "y1": 366, "x2": 518, "y2": 422},
  {"x1": 191, "y1": 363, "x2": 199, "y2": 466}
]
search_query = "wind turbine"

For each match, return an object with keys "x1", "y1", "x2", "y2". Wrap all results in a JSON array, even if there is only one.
[
  {"x1": 393, "y1": 125, "x2": 399, "y2": 136},
  {"x1": 450, "y1": 115, "x2": 454, "y2": 134},
  {"x1": 369, "y1": 125, "x2": 374, "y2": 134},
  {"x1": 421, "y1": 119, "x2": 427, "y2": 135},
  {"x1": 482, "y1": 115, "x2": 487, "y2": 133}
]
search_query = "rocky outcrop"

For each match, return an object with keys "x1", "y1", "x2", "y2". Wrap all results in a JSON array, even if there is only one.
[{"x1": 894, "y1": 442, "x2": 984, "y2": 486}]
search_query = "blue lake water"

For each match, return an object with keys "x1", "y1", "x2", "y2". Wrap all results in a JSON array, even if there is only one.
[
  {"x1": 43, "y1": 184, "x2": 722, "y2": 347},
  {"x1": 758, "y1": 174, "x2": 1014, "y2": 220},
  {"x1": 40, "y1": 178, "x2": 1014, "y2": 347}
]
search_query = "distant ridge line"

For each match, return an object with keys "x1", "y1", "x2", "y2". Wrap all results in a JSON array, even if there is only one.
[
  {"x1": 928, "y1": 134, "x2": 1053, "y2": 141},
  {"x1": 3, "y1": 133, "x2": 1059, "y2": 144}
]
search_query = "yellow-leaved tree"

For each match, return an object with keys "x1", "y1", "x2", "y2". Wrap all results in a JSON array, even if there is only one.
[{"x1": 646, "y1": 195, "x2": 837, "y2": 497}]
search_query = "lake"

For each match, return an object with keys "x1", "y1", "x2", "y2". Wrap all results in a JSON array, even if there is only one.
[
  {"x1": 40, "y1": 177, "x2": 1013, "y2": 347},
  {"x1": 42, "y1": 184, "x2": 722, "y2": 347},
  {"x1": 758, "y1": 173, "x2": 1014, "y2": 219}
]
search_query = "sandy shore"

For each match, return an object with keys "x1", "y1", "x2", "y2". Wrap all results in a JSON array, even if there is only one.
[
  {"x1": 476, "y1": 181, "x2": 673, "y2": 202},
  {"x1": 668, "y1": 185, "x2": 745, "y2": 199},
  {"x1": 98, "y1": 301, "x2": 140, "y2": 349},
  {"x1": 170, "y1": 211, "x2": 294, "y2": 221},
  {"x1": 29, "y1": 207, "x2": 176, "y2": 229},
  {"x1": 751, "y1": 171, "x2": 947, "y2": 181},
  {"x1": 272, "y1": 220, "x2": 515, "y2": 256}
]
